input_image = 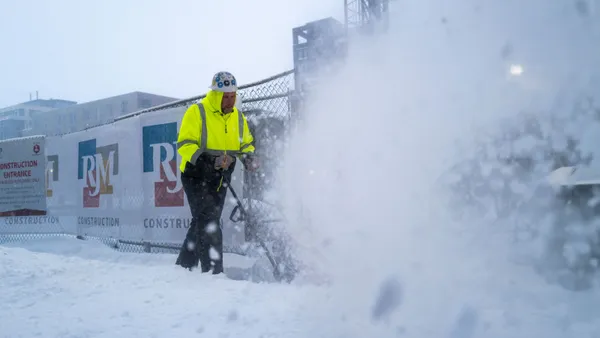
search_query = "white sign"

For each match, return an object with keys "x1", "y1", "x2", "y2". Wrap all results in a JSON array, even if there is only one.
[{"x1": 0, "y1": 136, "x2": 46, "y2": 216}]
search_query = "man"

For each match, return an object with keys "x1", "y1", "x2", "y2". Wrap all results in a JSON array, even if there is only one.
[{"x1": 175, "y1": 71, "x2": 258, "y2": 274}]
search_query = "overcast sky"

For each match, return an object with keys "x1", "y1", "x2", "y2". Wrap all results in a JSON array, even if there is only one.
[
  {"x1": 0, "y1": 0, "x2": 342, "y2": 107},
  {"x1": 2, "y1": 1, "x2": 600, "y2": 109}
]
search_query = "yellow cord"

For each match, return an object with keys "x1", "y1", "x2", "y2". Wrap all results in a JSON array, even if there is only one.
[{"x1": 217, "y1": 175, "x2": 223, "y2": 192}]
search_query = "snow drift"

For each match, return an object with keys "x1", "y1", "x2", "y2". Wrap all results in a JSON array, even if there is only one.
[{"x1": 275, "y1": 0, "x2": 600, "y2": 336}]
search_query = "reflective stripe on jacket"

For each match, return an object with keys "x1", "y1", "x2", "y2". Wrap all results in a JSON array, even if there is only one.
[{"x1": 177, "y1": 90, "x2": 255, "y2": 173}]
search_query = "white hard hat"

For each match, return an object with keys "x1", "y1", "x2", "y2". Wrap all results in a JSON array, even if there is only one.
[{"x1": 210, "y1": 71, "x2": 238, "y2": 92}]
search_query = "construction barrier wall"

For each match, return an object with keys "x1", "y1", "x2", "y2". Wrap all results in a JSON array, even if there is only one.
[{"x1": 0, "y1": 70, "x2": 295, "y2": 254}]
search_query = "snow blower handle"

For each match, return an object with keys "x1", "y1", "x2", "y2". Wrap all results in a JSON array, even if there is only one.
[
  {"x1": 221, "y1": 173, "x2": 283, "y2": 281},
  {"x1": 229, "y1": 205, "x2": 244, "y2": 223},
  {"x1": 220, "y1": 173, "x2": 247, "y2": 223}
]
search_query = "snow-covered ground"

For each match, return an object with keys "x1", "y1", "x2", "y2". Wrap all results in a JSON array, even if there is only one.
[
  {"x1": 3, "y1": 233, "x2": 600, "y2": 337},
  {"x1": 0, "y1": 236, "x2": 339, "y2": 338}
]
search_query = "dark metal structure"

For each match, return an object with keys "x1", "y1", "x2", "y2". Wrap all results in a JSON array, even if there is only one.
[
  {"x1": 290, "y1": 0, "x2": 392, "y2": 114},
  {"x1": 344, "y1": 0, "x2": 391, "y2": 36},
  {"x1": 291, "y1": 18, "x2": 347, "y2": 98}
]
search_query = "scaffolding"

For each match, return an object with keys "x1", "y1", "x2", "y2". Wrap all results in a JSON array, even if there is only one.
[{"x1": 344, "y1": 0, "x2": 390, "y2": 35}]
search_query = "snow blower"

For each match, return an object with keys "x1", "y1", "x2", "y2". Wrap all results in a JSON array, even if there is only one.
[{"x1": 222, "y1": 174, "x2": 297, "y2": 283}]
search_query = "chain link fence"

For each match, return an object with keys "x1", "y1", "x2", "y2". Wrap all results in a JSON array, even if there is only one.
[{"x1": 0, "y1": 70, "x2": 297, "y2": 259}]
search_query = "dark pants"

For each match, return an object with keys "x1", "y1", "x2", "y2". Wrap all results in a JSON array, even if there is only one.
[{"x1": 175, "y1": 156, "x2": 235, "y2": 273}]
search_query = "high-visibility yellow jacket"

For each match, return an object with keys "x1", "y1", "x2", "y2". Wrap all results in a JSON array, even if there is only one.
[{"x1": 177, "y1": 90, "x2": 255, "y2": 173}]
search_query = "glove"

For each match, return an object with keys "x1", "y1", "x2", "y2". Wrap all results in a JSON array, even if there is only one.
[
  {"x1": 242, "y1": 154, "x2": 260, "y2": 172},
  {"x1": 214, "y1": 154, "x2": 235, "y2": 170}
]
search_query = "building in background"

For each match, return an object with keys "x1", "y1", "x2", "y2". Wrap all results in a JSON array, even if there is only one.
[
  {"x1": 16, "y1": 91, "x2": 178, "y2": 138},
  {"x1": 0, "y1": 98, "x2": 77, "y2": 140}
]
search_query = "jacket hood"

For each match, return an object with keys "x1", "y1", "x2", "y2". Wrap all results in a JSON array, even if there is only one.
[{"x1": 203, "y1": 90, "x2": 237, "y2": 114}]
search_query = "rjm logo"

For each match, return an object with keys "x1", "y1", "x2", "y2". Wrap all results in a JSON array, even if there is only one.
[
  {"x1": 46, "y1": 155, "x2": 59, "y2": 197},
  {"x1": 78, "y1": 139, "x2": 119, "y2": 208},
  {"x1": 142, "y1": 122, "x2": 184, "y2": 207}
]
